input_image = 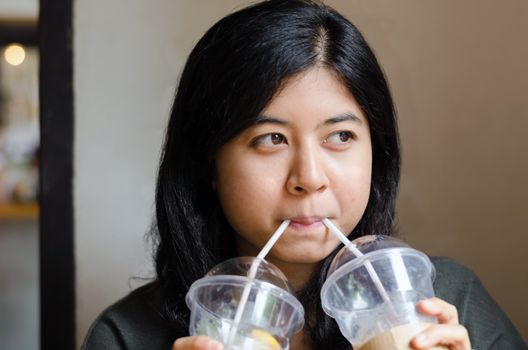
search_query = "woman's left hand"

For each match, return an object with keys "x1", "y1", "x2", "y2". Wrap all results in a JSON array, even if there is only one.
[{"x1": 411, "y1": 297, "x2": 472, "y2": 349}]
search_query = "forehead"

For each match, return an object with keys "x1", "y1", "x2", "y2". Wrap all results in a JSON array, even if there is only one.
[{"x1": 262, "y1": 66, "x2": 367, "y2": 123}]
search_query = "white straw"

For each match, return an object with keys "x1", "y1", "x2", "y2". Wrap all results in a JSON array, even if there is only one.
[
  {"x1": 322, "y1": 218, "x2": 392, "y2": 304},
  {"x1": 226, "y1": 220, "x2": 291, "y2": 347},
  {"x1": 256, "y1": 220, "x2": 291, "y2": 261},
  {"x1": 323, "y1": 218, "x2": 355, "y2": 247}
]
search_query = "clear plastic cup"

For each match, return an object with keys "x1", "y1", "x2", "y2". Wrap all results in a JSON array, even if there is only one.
[
  {"x1": 321, "y1": 235, "x2": 436, "y2": 349},
  {"x1": 186, "y1": 257, "x2": 305, "y2": 350}
]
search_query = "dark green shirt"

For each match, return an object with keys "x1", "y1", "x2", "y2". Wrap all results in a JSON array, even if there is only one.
[{"x1": 82, "y1": 257, "x2": 527, "y2": 349}]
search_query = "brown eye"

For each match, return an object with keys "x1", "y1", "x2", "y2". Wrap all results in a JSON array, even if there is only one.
[
  {"x1": 325, "y1": 131, "x2": 355, "y2": 145},
  {"x1": 270, "y1": 133, "x2": 285, "y2": 145},
  {"x1": 251, "y1": 133, "x2": 288, "y2": 148},
  {"x1": 338, "y1": 131, "x2": 352, "y2": 142}
]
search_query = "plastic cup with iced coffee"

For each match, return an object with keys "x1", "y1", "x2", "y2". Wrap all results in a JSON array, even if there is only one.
[{"x1": 321, "y1": 233, "x2": 442, "y2": 350}]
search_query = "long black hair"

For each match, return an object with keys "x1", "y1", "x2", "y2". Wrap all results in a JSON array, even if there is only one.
[{"x1": 153, "y1": 0, "x2": 400, "y2": 348}]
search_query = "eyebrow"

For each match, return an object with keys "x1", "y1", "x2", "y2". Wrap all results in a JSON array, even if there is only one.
[
  {"x1": 254, "y1": 112, "x2": 362, "y2": 127},
  {"x1": 320, "y1": 113, "x2": 362, "y2": 127},
  {"x1": 253, "y1": 115, "x2": 288, "y2": 126}
]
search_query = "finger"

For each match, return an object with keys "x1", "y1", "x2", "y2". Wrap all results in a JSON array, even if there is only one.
[
  {"x1": 411, "y1": 324, "x2": 471, "y2": 350},
  {"x1": 172, "y1": 336, "x2": 223, "y2": 350},
  {"x1": 417, "y1": 297, "x2": 459, "y2": 325}
]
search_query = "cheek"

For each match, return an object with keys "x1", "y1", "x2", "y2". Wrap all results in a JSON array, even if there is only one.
[
  {"x1": 215, "y1": 156, "x2": 284, "y2": 231},
  {"x1": 336, "y1": 169, "x2": 371, "y2": 208},
  {"x1": 331, "y1": 148, "x2": 372, "y2": 230}
]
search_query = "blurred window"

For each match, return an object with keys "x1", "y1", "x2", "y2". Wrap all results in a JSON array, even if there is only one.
[{"x1": 0, "y1": 28, "x2": 38, "y2": 219}]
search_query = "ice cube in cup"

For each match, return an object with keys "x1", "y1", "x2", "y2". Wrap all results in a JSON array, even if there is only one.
[
  {"x1": 320, "y1": 235, "x2": 436, "y2": 349},
  {"x1": 186, "y1": 257, "x2": 304, "y2": 350}
]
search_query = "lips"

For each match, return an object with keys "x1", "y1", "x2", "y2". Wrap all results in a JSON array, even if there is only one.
[
  {"x1": 289, "y1": 216, "x2": 323, "y2": 225},
  {"x1": 288, "y1": 216, "x2": 325, "y2": 230}
]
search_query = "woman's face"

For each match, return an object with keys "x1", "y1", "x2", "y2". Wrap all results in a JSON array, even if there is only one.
[{"x1": 215, "y1": 67, "x2": 372, "y2": 268}]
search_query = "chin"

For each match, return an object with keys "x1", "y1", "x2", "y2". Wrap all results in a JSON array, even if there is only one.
[{"x1": 271, "y1": 247, "x2": 334, "y2": 265}]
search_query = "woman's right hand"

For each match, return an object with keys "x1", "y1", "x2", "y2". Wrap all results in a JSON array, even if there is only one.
[{"x1": 172, "y1": 336, "x2": 224, "y2": 350}]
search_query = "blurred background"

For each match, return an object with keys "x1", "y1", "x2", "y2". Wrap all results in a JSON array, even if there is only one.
[
  {"x1": 0, "y1": 0, "x2": 39, "y2": 349},
  {"x1": 1, "y1": 0, "x2": 526, "y2": 349}
]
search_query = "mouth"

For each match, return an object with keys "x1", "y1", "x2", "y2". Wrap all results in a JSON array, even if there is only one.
[{"x1": 288, "y1": 216, "x2": 325, "y2": 230}]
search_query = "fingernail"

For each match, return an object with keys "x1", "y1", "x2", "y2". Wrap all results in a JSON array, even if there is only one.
[
  {"x1": 207, "y1": 340, "x2": 223, "y2": 350},
  {"x1": 414, "y1": 333, "x2": 429, "y2": 347},
  {"x1": 421, "y1": 299, "x2": 438, "y2": 312},
  {"x1": 421, "y1": 299, "x2": 432, "y2": 308}
]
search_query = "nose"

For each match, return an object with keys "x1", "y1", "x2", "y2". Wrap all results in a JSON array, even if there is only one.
[{"x1": 286, "y1": 144, "x2": 329, "y2": 195}]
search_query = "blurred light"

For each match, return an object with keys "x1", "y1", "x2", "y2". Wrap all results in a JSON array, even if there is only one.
[{"x1": 4, "y1": 44, "x2": 26, "y2": 66}]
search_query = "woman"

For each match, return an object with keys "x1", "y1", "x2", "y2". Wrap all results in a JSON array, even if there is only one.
[{"x1": 83, "y1": 1, "x2": 525, "y2": 349}]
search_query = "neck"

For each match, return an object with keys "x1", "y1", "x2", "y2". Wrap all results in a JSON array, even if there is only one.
[
  {"x1": 235, "y1": 237, "x2": 320, "y2": 292},
  {"x1": 265, "y1": 257, "x2": 320, "y2": 292}
]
